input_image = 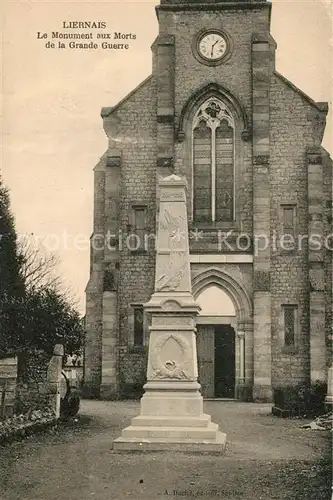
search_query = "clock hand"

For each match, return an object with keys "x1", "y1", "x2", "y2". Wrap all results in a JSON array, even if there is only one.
[{"x1": 211, "y1": 40, "x2": 218, "y2": 57}]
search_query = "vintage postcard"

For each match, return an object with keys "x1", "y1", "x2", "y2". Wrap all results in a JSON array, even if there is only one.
[{"x1": 0, "y1": 0, "x2": 332, "y2": 499}]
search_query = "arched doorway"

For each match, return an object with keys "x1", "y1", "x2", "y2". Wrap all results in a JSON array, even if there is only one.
[
  {"x1": 192, "y1": 268, "x2": 253, "y2": 400},
  {"x1": 196, "y1": 285, "x2": 236, "y2": 398}
]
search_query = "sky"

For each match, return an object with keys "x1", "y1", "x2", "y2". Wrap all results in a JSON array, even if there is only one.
[{"x1": 1, "y1": 0, "x2": 332, "y2": 315}]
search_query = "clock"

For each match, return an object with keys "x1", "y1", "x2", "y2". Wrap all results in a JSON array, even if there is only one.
[
  {"x1": 193, "y1": 29, "x2": 232, "y2": 66},
  {"x1": 199, "y1": 32, "x2": 227, "y2": 61}
]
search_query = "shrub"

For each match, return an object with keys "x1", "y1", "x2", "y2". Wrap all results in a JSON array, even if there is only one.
[
  {"x1": 273, "y1": 380, "x2": 327, "y2": 417},
  {"x1": 308, "y1": 380, "x2": 327, "y2": 416}
]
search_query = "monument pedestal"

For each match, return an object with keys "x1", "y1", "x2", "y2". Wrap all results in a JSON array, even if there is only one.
[
  {"x1": 113, "y1": 381, "x2": 227, "y2": 452},
  {"x1": 113, "y1": 175, "x2": 227, "y2": 452},
  {"x1": 113, "y1": 305, "x2": 227, "y2": 452}
]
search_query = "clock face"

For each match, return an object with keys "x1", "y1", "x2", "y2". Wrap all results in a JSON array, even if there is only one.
[{"x1": 198, "y1": 32, "x2": 227, "y2": 61}]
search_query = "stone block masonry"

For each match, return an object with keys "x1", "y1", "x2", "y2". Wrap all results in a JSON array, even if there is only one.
[{"x1": 84, "y1": 0, "x2": 332, "y2": 402}]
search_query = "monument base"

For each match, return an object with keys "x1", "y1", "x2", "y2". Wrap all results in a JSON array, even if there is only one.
[
  {"x1": 113, "y1": 433, "x2": 227, "y2": 453},
  {"x1": 113, "y1": 382, "x2": 227, "y2": 453}
]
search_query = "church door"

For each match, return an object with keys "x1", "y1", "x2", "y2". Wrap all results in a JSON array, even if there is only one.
[
  {"x1": 214, "y1": 325, "x2": 236, "y2": 398},
  {"x1": 196, "y1": 325, "x2": 215, "y2": 398}
]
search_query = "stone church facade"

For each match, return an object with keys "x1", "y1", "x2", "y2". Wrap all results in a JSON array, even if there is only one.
[{"x1": 84, "y1": 0, "x2": 332, "y2": 402}]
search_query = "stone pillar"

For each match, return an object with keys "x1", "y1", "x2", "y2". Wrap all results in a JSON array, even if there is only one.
[
  {"x1": 113, "y1": 175, "x2": 226, "y2": 452},
  {"x1": 101, "y1": 291, "x2": 118, "y2": 399},
  {"x1": 238, "y1": 332, "x2": 245, "y2": 382},
  {"x1": 156, "y1": 34, "x2": 174, "y2": 171},
  {"x1": 253, "y1": 292, "x2": 272, "y2": 401},
  {"x1": 236, "y1": 331, "x2": 245, "y2": 399},
  {"x1": 84, "y1": 162, "x2": 105, "y2": 398},
  {"x1": 46, "y1": 344, "x2": 64, "y2": 419},
  {"x1": 307, "y1": 147, "x2": 326, "y2": 383},
  {"x1": 100, "y1": 150, "x2": 121, "y2": 399},
  {"x1": 251, "y1": 33, "x2": 275, "y2": 402},
  {"x1": 325, "y1": 364, "x2": 333, "y2": 407},
  {"x1": 243, "y1": 321, "x2": 254, "y2": 400}
]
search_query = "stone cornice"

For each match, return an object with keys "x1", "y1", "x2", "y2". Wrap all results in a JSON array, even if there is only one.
[
  {"x1": 106, "y1": 155, "x2": 122, "y2": 168},
  {"x1": 157, "y1": 109, "x2": 175, "y2": 123},
  {"x1": 106, "y1": 149, "x2": 122, "y2": 168},
  {"x1": 156, "y1": 1, "x2": 272, "y2": 26},
  {"x1": 252, "y1": 32, "x2": 277, "y2": 49},
  {"x1": 161, "y1": 0, "x2": 268, "y2": 2},
  {"x1": 158, "y1": 0, "x2": 270, "y2": 12},
  {"x1": 307, "y1": 147, "x2": 323, "y2": 165}
]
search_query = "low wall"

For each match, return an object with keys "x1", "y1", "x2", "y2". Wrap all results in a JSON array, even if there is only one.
[
  {"x1": 13, "y1": 346, "x2": 64, "y2": 418},
  {"x1": 0, "y1": 358, "x2": 18, "y2": 418}
]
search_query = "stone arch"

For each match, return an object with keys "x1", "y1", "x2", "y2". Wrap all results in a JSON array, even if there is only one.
[
  {"x1": 176, "y1": 82, "x2": 250, "y2": 142},
  {"x1": 192, "y1": 268, "x2": 252, "y2": 324},
  {"x1": 176, "y1": 83, "x2": 250, "y2": 225},
  {"x1": 196, "y1": 286, "x2": 235, "y2": 316}
]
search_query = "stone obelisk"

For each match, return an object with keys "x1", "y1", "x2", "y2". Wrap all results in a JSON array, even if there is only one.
[{"x1": 113, "y1": 174, "x2": 227, "y2": 451}]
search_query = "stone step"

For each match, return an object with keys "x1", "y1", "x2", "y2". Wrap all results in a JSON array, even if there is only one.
[
  {"x1": 131, "y1": 413, "x2": 212, "y2": 428},
  {"x1": 113, "y1": 430, "x2": 227, "y2": 452},
  {"x1": 121, "y1": 422, "x2": 219, "y2": 439}
]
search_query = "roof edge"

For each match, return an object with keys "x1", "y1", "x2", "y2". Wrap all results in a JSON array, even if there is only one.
[
  {"x1": 101, "y1": 75, "x2": 153, "y2": 118},
  {"x1": 274, "y1": 71, "x2": 328, "y2": 113}
]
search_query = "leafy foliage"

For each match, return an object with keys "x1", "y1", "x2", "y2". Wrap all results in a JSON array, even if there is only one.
[
  {"x1": 0, "y1": 177, "x2": 84, "y2": 365},
  {"x1": 17, "y1": 287, "x2": 84, "y2": 357},
  {"x1": 0, "y1": 177, "x2": 24, "y2": 298},
  {"x1": 0, "y1": 177, "x2": 25, "y2": 355}
]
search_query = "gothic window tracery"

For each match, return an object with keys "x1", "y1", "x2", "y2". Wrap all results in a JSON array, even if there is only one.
[{"x1": 192, "y1": 97, "x2": 235, "y2": 223}]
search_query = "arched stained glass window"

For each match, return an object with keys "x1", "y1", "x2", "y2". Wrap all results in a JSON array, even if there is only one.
[{"x1": 192, "y1": 97, "x2": 235, "y2": 223}]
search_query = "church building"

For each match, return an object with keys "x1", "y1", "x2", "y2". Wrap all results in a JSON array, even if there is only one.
[{"x1": 84, "y1": 0, "x2": 332, "y2": 402}]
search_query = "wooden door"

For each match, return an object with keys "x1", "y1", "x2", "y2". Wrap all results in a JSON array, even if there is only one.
[
  {"x1": 214, "y1": 325, "x2": 235, "y2": 398},
  {"x1": 196, "y1": 325, "x2": 215, "y2": 398}
]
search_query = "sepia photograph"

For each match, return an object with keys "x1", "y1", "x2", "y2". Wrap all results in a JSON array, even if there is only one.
[{"x1": 0, "y1": 0, "x2": 332, "y2": 498}]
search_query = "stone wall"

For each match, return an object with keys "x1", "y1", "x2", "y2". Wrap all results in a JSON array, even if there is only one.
[
  {"x1": 0, "y1": 358, "x2": 17, "y2": 418},
  {"x1": 97, "y1": 78, "x2": 157, "y2": 397},
  {"x1": 14, "y1": 350, "x2": 62, "y2": 415},
  {"x1": 168, "y1": 7, "x2": 267, "y2": 234},
  {"x1": 323, "y1": 150, "x2": 333, "y2": 365},
  {"x1": 160, "y1": 8, "x2": 269, "y2": 117},
  {"x1": 270, "y1": 74, "x2": 323, "y2": 387},
  {"x1": 118, "y1": 348, "x2": 148, "y2": 399}
]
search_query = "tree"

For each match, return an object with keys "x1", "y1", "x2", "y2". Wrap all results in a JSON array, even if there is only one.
[
  {"x1": 0, "y1": 178, "x2": 84, "y2": 370},
  {"x1": 14, "y1": 241, "x2": 84, "y2": 378},
  {"x1": 0, "y1": 176, "x2": 25, "y2": 355},
  {"x1": 17, "y1": 235, "x2": 61, "y2": 293},
  {"x1": 19, "y1": 287, "x2": 84, "y2": 358},
  {"x1": 16, "y1": 235, "x2": 83, "y2": 358},
  {"x1": 0, "y1": 177, "x2": 24, "y2": 297}
]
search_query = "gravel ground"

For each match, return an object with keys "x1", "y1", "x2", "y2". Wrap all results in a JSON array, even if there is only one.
[{"x1": 0, "y1": 400, "x2": 331, "y2": 500}]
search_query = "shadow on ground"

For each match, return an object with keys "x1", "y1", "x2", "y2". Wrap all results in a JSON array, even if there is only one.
[{"x1": 0, "y1": 400, "x2": 331, "y2": 500}]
